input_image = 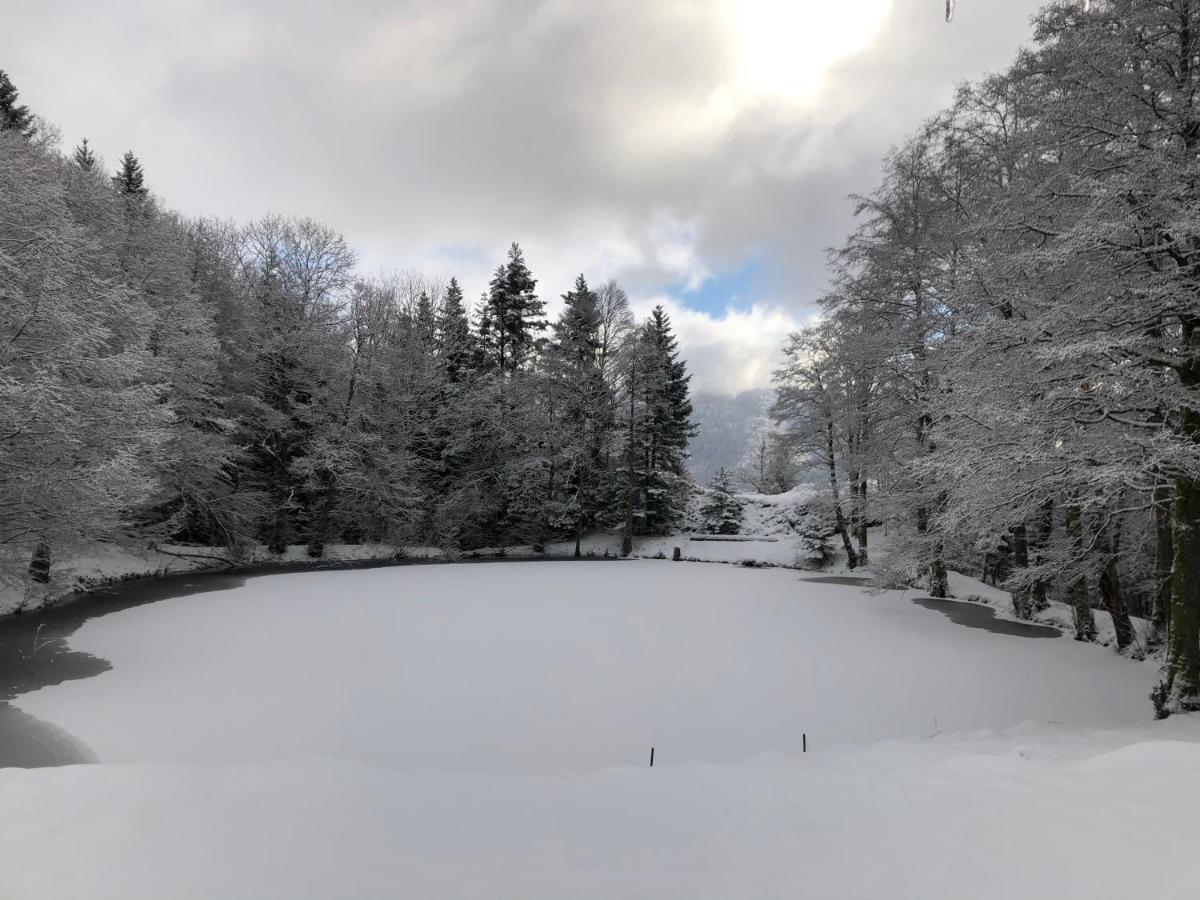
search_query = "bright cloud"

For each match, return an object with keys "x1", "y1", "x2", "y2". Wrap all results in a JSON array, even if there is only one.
[
  {"x1": 720, "y1": 0, "x2": 893, "y2": 103},
  {"x1": 3, "y1": 0, "x2": 1048, "y2": 394},
  {"x1": 633, "y1": 298, "x2": 805, "y2": 394}
]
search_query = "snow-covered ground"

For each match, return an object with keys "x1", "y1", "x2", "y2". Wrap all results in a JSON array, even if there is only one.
[
  {"x1": 0, "y1": 486, "x2": 829, "y2": 617},
  {"x1": 560, "y1": 485, "x2": 831, "y2": 568},
  {"x1": 4, "y1": 726, "x2": 1198, "y2": 900},
  {"x1": 4, "y1": 560, "x2": 1198, "y2": 898},
  {"x1": 0, "y1": 541, "x2": 423, "y2": 616},
  {"x1": 807, "y1": 523, "x2": 1159, "y2": 653},
  {"x1": 944, "y1": 569, "x2": 1158, "y2": 654}
]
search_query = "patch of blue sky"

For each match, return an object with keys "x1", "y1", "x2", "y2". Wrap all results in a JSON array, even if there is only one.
[{"x1": 671, "y1": 260, "x2": 763, "y2": 315}]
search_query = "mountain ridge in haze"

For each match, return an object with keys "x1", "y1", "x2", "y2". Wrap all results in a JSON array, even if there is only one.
[{"x1": 688, "y1": 388, "x2": 773, "y2": 485}]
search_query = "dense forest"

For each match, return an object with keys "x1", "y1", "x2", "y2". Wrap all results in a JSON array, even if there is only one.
[
  {"x1": 0, "y1": 69, "x2": 695, "y2": 585},
  {"x1": 773, "y1": 0, "x2": 1200, "y2": 714}
]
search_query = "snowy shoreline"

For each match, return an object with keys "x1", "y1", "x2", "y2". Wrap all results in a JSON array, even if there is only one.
[
  {"x1": 0, "y1": 553, "x2": 629, "y2": 768},
  {"x1": 0, "y1": 542, "x2": 641, "y2": 620}
]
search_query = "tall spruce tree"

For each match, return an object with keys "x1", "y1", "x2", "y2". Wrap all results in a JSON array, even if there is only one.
[
  {"x1": 113, "y1": 150, "x2": 148, "y2": 197},
  {"x1": 619, "y1": 305, "x2": 695, "y2": 548},
  {"x1": 477, "y1": 242, "x2": 546, "y2": 374},
  {"x1": 0, "y1": 70, "x2": 34, "y2": 137},
  {"x1": 72, "y1": 137, "x2": 97, "y2": 171},
  {"x1": 438, "y1": 277, "x2": 475, "y2": 382},
  {"x1": 415, "y1": 290, "x2": 436, "y2": 345},
  {"x1": 546, "y1": 274, "x2": 612, "y2": 554}
]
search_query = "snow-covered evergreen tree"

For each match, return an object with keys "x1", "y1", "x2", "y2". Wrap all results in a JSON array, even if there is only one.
[
  {"x1": 543, "y1": 274, "x2": 613, "y2": 554},
  {"x1": 0, "y1": 84, "x2": 700, "y2": 585},
  {"x1": 71, "y1": 137, "x2": 96, "y2": 171},
  {"x1": 699, "y1": 468, "x2": 744, "y2": 535},
  {"x1": 477, "y1": 243, "x2": 546, "y2": 375},
  {"x1": 112, "y1": 150, "x2": 147, "y2": 198},
  {"x1": 437, "y1": 277, "x2": 475, "y2": 382},
  {"x1": 0, "y1": 70, "x2": 34, "y2": 137},
  {"x1": 617, "y1": 305, "x2": 695, "y2": 552}
]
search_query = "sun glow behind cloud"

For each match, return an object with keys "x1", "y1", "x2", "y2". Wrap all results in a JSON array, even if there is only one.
[
  {"x1": 720, "y1": 0, "x2": 893, "y2": 103},
  {"x1": 625, "y1": 0, "x2": 894, "y2": 158}
]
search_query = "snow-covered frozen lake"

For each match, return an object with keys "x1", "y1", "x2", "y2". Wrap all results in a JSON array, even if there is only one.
[
  {"x1": 4, "y1": 560, "x2": 1199, "y2": 899},
  {"x1": 13, "y1": 560, "x2": 1154, "y2": 769}
]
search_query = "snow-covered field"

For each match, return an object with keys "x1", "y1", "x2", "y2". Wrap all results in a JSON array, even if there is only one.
[{"x1": 3, "y1": 560, "x2": 1199, "y2": 898}]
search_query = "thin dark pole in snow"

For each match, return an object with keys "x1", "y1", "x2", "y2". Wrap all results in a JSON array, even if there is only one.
[
  {"x1": 803, "y1": 733, "x2": 807, "y2": 753},
  {"x1": 650, "y1": 747, "x2": 655, "y2": 767}
]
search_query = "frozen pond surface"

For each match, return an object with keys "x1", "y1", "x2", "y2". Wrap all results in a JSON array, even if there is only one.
[
  {"x1": 4, "y1": 560, "x2": 1199, "y2": 900},
  {"x1": 13, "y1": 560, "x2": 1154, "y2": 771}
]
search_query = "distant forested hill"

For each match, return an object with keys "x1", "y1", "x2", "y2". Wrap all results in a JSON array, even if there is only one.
[{"x1": 688, "y1": 389, "x2": 772, "y2": 485}]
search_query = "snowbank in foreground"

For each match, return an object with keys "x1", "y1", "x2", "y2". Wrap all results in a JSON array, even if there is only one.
[{"x1": 2, "y1": 726, "x2": 1198, "y2": 900}]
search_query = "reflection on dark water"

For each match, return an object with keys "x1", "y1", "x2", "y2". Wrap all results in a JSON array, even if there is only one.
[
  {"x1": 2, "y1": 570, "x2": 249, "y2": 703},
  {"x1": 801, "y1": 575, "x2": 873, "y2": 586},
  {"x1": 798, "y1": 571, "x2": 1060, "y2": 639},
  {"x1": 0, "y1": 568, "x2": 254, "y2": 767},
  {"x1": 0, "y1": 702, "x2": 98, "y2": 766},
  {"x1": 911, "y1": 597, "x2": 1061, "y2": 639}
]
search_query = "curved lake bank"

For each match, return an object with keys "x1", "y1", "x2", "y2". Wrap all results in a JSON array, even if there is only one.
[
  {"x1": 9, "y1": 561, "x2": 1154, "y2": 773},
  {"x1": 1, "y1": 555, "x2": 631, "y2": 766}
]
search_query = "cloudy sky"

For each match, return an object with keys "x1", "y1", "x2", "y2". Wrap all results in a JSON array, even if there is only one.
[{"x1": 4, "y1": 0, "x2": 1045, "y2": 392}]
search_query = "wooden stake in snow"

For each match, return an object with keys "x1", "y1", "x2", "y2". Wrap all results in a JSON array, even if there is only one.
[
  {"x1": 803, "y1": 733, "x2": 807, "y2": 753},
  {"x1": 650, "y1": 747, "x2": 655, "y2": 767}
]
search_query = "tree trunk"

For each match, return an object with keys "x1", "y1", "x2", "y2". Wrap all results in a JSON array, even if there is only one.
[
  {"x1": 855, "y1": 478, "x2": 869, "y2": 566},
  {"x1": 929, "y1": 552, "x2": 949, "y2": 599},
  {"x1": 1100, "y1": 554, "x2": 1135, "y2": 653},
  {"x1": 28, "y1": 541, "x2": 51, "y2": 585},
  {"x1": 1010, "y1": 524, "x2": 1032, "y2": 619},
  {"x1": 621, "y1": 407, "x2": 636, "y2": 557},
  {"x1": 1097, "y1": 512, "x2": 1135, "y2": 654},
  {"x1": 306, "y1": 468, "x2": 334, "y2": 559},
  {"x1": 268, "y1": 432, "x2": 290, "y2": 556},
  {"x1": 1030, "y1": 500, "x2": 1054, "y2": 613},
  {"x1": 825, "y1": 423, "x2": 858, "y2": 569},
  {"x1": 1162, "y1": 474, "x2": 1200, "y2": 712},
  {"x1": 621, "y1": 479, "x2": 634, "y2": 557},
  {"x1": 915, "y1": 504, "x2": 948, "y2": 598},
  {"x1": 1153, "y1": 479, "x2": 1174, "y2": 641},
  {"x1": 1068, "y1": 573, "x2": 1095, "y2": 642},
  {"x1": 1159, "y1": 319, "x2": 1200, "y2": 713},
  {"x1": 1065, "y1": 503, "x2": 1096, "y2": 642}
]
